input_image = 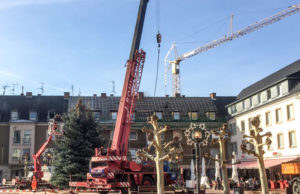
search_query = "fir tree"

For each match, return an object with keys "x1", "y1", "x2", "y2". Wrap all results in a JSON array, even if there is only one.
[{"x1": 50, "y1": 99, "x2": 103, "y2": 188}]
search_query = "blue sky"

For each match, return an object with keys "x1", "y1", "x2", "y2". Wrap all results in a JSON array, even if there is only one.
[{"x1": 0, "y1": 0, "x2": 299, "y2": 97}]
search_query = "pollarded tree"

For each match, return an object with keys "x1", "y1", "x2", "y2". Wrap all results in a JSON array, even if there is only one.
[
  {"x1": 136, "y1": 114, "x2": 183, "y2": 194},
  {"x1": 50, "y1": 99, "x2": 104, "y2": 188}
]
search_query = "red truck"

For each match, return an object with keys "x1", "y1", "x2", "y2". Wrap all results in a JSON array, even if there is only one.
[{"x1": 69, "y1": 0, "x2": 183, "y2": 193}]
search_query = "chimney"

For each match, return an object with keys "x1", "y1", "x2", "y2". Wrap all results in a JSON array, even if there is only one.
[
  {"x1": 26, "y1": 92, "x2": 32, "y2": 98},
  {"x1": 165, "y1": 95, "x2": 169, "y2": 97},
  {"x1": 210, "y1": 92, "x2": 216, "y2": 100},
  {"x1": 64, "y1": 92, "x2": 70, "y2": 99},
  {"x1": 110, "y1": 94, "x2": 114, "y2": 97},
  {"x1": 137, "y1": 92, "x2": 144, "y2": 100},
  {"x1": 93, "y1": 94, "x2": 97, "y2": 97},
  {"x1": 101, "y1": 93, "x2": 107, "y2": 98},
  {"x1": 175, "y1": 93, "x2": 180, "y2": 98}
]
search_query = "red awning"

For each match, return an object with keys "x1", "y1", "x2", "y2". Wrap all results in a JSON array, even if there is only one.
[{"x1": 233, "y1": 158, "x2": 297, "y2": 169}]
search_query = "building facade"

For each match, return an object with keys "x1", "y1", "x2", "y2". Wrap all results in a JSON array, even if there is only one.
[
  {"x1": 226, "y1": 60, "x2": 300, "y2": 168},
  {"x1": 0, "y1": 93, "x2": 68, "y2": 180}
]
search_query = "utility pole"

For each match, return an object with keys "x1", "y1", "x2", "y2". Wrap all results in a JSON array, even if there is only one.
[{"x1": 37, "y1": 82, "x2": 45, "y2": 95}]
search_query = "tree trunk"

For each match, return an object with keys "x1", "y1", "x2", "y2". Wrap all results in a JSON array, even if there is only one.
[
  {"x1": 257, "y1": 147, "x2": 269, "y2": 194},
  {"x1": 155, "y1": 157, "x2": 164, "y2": 194},
  {"x1": 220, "y1": 140, "x2": 230, "y2": 194}
]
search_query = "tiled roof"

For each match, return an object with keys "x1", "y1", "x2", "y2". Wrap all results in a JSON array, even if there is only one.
[
  {"x1": 68, "y1": 96, "x2": 235, "y2": 120},
  {"x1": 237, "y1": 59, "x2": 300, "y2": 100},
  {"x1": 0, "y1": 96, "x2": 68, "y2": 122}
]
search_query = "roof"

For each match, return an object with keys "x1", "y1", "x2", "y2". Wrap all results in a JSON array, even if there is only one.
[
  {"x1": 237, "y1": 59, "x2": 300, "y2": 100},
  {"x1": 0, "y1": 95, "x2": 68, "y2": 122},
  {"x1": 68, "y1": 96, "x2": 236, "y2": 120}
]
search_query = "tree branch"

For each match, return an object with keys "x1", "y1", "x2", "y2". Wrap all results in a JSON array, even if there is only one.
[{"x1": 136, "y1": 149, "x2": 154, "y2": 161}]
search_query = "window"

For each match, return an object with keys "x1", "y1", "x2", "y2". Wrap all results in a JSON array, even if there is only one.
[
  {"x1": 230, "y1": 142, "x2": 238, "y2": 155},
  {"x1": 12, "y1": 148, "x2": 21, "y2": 161},
  {"x1": 23, "y1": 130, "x2": 31, "y2": 145},
  {"x1": 92, "y1": 111, "x2": 100, "y2": 121},
  {"x1": 248, "y1": 118, "x2": 252, "y2": 131},
  {"x1": 155, "y1": 112, "x2": 163, "y2": 119},
  {"x1": 129, "y1": 131, "x2": 137, "y2": 140},
  {"x1": 13, "y1": 130, "x2": 21, "y2": 144},
  {"x1": 287, "y1": 104, "x2": 294, "y2": 121},
  {"x1": 131, "y1": 113, "x2": 135, "y2": 121},
  {"x1": 265, "y1": 112, "x2": 271, "y2": 126},
  {"x1": 29, "y1": 111, "x2": 37, "y2": 121},
  {"x1": 128, "y1": 149, "x2": 137, "y2": 161},
  {"x1": 277, "y1": 133, "x2": 284, "y2": 149},
  {"x1": 206, "y1": 112, "x2": 216, "y2": 120},
  {"x1": 257, "y1": 115, "x2": 262, "y2": 128},
  {"x1": 23, "y1": 149, "x2": 30, "y2": 161},
  {"x1": 249, "y1": 140, "x2": 255, "y2": 151},
  {"x1": 188, "y1": 112, "x2": 198, "y2": 121},
  {"x1": 173, "y1": 112, "x2": 180, "y2": 120},
  {"x1": 11, "y1": 111, "x2": 18, "y2": 120},
  {"x1": 241, "y1": 140, "x2": 246, "y2": 153},
  {"x1": 160, "y1": 133, "x2": 165, "y2": 141},
  {"x1": 48, "y1": 111, "x2": 55, "y2": 119},
  {"x1": 228, "y1": 123, "x2": 236, "y2": 136},
  {"x1": 289, "y1": 131, "x2": 296, "y2": 148},
  {"x1": 275, "y1": 108, "x2": 282, "y2": 123},
  {"x1": 111, "y1": 112, "x2": 117, "y2": 120},
  {"x1": 240, "y1": 120, "x2": 245, "y2": 132},
  {"x1": 267, "y1": 136, "x2": 273, "y2": 150}
]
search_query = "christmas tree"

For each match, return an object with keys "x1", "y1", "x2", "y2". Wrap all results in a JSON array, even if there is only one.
[{"x1": 51, "y1": 99, "x2": 103, "y2": 188}]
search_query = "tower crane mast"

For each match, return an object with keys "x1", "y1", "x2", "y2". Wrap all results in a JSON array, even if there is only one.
[{"x1": 165, "y1": 4, "x2": 300, "y2": 96}]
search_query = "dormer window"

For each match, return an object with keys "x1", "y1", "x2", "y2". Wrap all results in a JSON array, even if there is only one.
[
  {"x1": 266, "y1": 89, "x2": 271, "y2": 100},
  {"x1": 155, "y1": 112, "x2": 163, "y2": 120},
  {"x1": 188, "y1": 112, "x2": 198, "y2": 121},
  {"x1": 29, "y1": 111, "x2": 37, "y2": 121},
  {"x1": 173, "y1": 112, "x2": 180, "y2": 120},
  {"x1": 11, "y1": 111, "x2": 18, "y2": 120},
  {"x1": 48, "y1": 111, "x2": 55, "y2": 119},
  {"x1": 206, "y1": 112, "x2": 216, "y2": 120}
]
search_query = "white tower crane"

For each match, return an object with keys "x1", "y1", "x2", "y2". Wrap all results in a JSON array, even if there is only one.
[{"x1": 165, "y1": 4, "x2": 300, "y2": 96}]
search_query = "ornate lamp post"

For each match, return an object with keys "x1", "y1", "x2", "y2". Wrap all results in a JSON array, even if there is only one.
[{"x1": 184, "y1": 123, "x2": 210, "y2": 194}]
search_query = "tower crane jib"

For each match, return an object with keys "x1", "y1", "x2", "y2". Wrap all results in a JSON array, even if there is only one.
[{"x1": 165, "y1": 4, "x2": 300, "y2": 96}]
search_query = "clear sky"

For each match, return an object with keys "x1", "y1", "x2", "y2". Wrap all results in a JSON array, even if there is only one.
[{"x1": 0, "y1": 0, "x2": 299, "y2": 97}]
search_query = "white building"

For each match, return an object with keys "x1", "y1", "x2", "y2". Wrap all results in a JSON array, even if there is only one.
[{"x1": 226, "y1": 60, "x2": 300, "y2": 167}]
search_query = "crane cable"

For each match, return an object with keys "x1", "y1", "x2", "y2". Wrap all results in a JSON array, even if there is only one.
[{"x1": 153, "y1": 0, "x2": 161, "y2": 97}]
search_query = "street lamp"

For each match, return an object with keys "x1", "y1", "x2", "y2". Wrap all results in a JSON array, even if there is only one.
[{"x1": 184, "y1": 123, "x2": 210, "y2": 194}]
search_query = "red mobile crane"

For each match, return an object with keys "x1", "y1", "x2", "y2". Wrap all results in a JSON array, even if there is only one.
[
  {"x1": 15, "y1": 118, "x2": 63, "y2": 189},
  {"x1": 69, "y1": 0, "x2": 181, "y2": 193}
]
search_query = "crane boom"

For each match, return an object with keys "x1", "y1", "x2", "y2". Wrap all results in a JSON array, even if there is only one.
[{"x1": 165, "y1": 4, "x2": 300, "y2": 96}]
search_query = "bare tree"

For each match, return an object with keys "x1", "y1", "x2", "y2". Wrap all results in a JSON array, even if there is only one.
[{"x1": 136, "y1": 114, "x2": 183, "y2": 194}]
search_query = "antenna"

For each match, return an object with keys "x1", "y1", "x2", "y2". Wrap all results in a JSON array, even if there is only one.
[
  {"x1": 37, "y1": 82, "x2": 45, "y2": 95},
  {"x1": 110, "y1": 81, "x2": 116, "y2": 95},
  {"x1": 11, "y1": 83, "x2": 19, "y2": 95},
  {"x1": 71, "y1": 85, "x2": 74, "y2": 96},
  {"x1": 2, "y1": 84, "x2": 9, "y2": 95}
]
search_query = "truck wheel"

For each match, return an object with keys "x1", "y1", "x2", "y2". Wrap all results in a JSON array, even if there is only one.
[
  {"x1": 292, "y1": 180, "x2": 300, "y2": 194},
  {"x1": 142, "y1": 176, "x2": 154, "y2": 186}
]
